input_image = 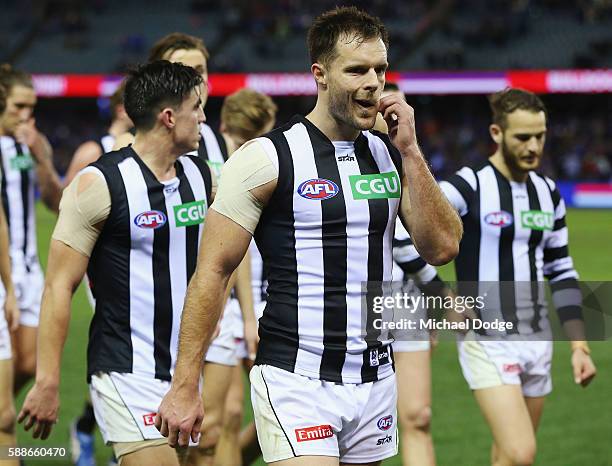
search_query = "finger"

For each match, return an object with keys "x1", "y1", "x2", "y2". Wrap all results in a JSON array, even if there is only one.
[
  {"x1": 23, "y1": 414, "x2": 37, "y2": 431},
  {"x1": 154, "y1": 412, "x2": 162, "y2": 431},
  {"x1": 573, "y1": 361, "x2": 582, "y2": 384},
  {"x1": 10, "y1": 311, "x2": 19, "y2": 332},
  {"x1": 40, "y1": 422, "x2": 53, "y2": 440},
  {"x1": 160, "y1": 418, "x2": 169, "y2": 437},
  {"x1": 178, "y1": 426, "x2": 191, "y2": 447},
  {"x1": 191, "y1": 425, "x2": 201, "y2": 444},
  {"x1": 33, "y1": 420, "x2": 45, "y2": 439},
  {"x1": 17, "y1": 408, "x2": 29, "y2": 424},
  {"x1": 167, "y1": 424, "x2": 179, "y2": 448}
]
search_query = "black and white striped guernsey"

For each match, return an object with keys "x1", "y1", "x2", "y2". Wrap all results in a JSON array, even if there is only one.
[
  {"x1": 85, "y1": 146, "x2": 213, "y2": 381},
  {"x1": 440, "y1": 161, "x2": 580, "y2": 336},
  {"x1": 0, "y1": 136, "x2": 38, "y2": 274},
  {"x1": 253, "y1": 115, "x2": 403, "y2": 384}
]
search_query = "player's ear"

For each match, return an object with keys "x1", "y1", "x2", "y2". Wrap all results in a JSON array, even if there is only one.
[
  {"x1": 489, "y1": 124, "x2": 502, "y2": 144},
  {"x1": 312, "y1": 62, "x2": 327, "y2": 88},
  {"x1": 160, "y1": 107, "x2": 175, "y2": 129}
]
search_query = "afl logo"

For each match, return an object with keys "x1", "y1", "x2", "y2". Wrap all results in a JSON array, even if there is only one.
[
  {"x1": 134, "y1": 210, "x2": 167, "y2": 229},
  {"x1": 298, "y1": 178, "x2": 339, "y2": 200},
  {"x1": 377, "y1": 415, "x2": 393, "y2": 431},
  {"x1": 485, "y1": 211, "x2": 513, "y2": 227}
]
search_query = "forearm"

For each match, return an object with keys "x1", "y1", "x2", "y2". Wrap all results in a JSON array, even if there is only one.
[
  {"x1": 0, "y1": 216, "x2": 14, "y2": 292},
  {"x1": 35, "y1": 283, "x2": 74, "y2": 386},
  {"x1": 235, "y1": 253, "x2": 255, "y2": 324},
  {"x1": 400, "y1": 145, "x2": 462, "y2": 265},
  {"x1": 173, "y1": 267, "x2": 231, "y2": 387},
  {"x1": 32, "y1": 136, "x2": 62, "y2": 212}
]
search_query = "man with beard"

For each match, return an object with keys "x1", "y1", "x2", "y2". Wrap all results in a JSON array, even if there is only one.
[
  {"x1": 156, "y1": 7, "x2": 461, "y2": 465},
  {"x1": 440, "y1": 88, "x2": 596, "y2": 466}
]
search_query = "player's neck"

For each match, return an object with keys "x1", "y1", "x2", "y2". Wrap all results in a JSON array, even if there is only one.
[
  {"x1": 108, "y1": 120, "x2": 131, "y2": 138},
  {"x1": 131, "y1": 132, "x2": 178, "y2": 182},
  {"x1": 489, "y1": 152, "x2": 529, "y2": 183},
  {"x1": 307, "y1": 102, "x2": 360, "y2": 142}
]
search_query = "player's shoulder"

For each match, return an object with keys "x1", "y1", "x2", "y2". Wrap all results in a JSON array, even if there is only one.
[
  {"x1": 528, "y1": 170, "x2": 557, "y2": 192},
  {"x1": 89, "y1": 146, "x2": 133, "y2": 170}
]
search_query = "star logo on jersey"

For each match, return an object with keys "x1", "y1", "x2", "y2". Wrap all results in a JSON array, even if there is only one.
[
  {"x1": 349, "y1": 172, "x2": 400, "y2": 200},
  {"x1": 134, "y1": 210, "x2": 167, "y2": 229},
  {"x1": 484, "y1": 211, "x2": 513, "y2": 227},
  {"x1": 174, "y1": 200, "x2": 207, "y2": 227},
  {"x1": 337, "y1": 154, "x2": 355, "y2": 162},
  {"x1": 297, "y1": 179, "x2": 339, "y2": 200},
  {"x1": 521, "y1": 210, "x2": 553, "y2": 231}
]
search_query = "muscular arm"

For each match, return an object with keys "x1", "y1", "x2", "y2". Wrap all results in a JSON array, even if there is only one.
[
  {"x1": 379, "y1": 94, "x2": 461, "y2": 265},
  {"x1": 64, "y1": 141, "x2": 103, "y2": 186},
  {"x1": 31, "y1": 132, "x2": 62, "y2": 213}
]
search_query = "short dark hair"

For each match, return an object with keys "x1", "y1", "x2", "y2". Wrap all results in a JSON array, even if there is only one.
[
  {"x1": 124, "y1": 60, "x2": 203, "y2": 131},
  {"x1": 307, "y1": 7, "x2": 389, "y2": 66},
  {"x1": 488, "y1": 88, "x2": 547, "y2": 129},
  {"x1": 0, "y1": 64, "x2": 33, "y2": 95},
  {"x1": 148, "y1": 32, "x2": 210, "y2": 62}
]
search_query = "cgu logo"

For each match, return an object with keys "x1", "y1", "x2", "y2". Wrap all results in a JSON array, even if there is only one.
[
  {"x1": 521, "y1": 210, "x2": 553, "y2": 231},
  {"x1": 298, "y1": 179, "x2": 339, "y2": 200},
  {"x1": 377, "y1": 415, "x2": 393, "y2": 431},
  {"x1": 484, "y1": 211, "x2": 513, "y2": 227},
  {"x1": 349, "y1": 172, "x2": 401, "y2": 200},
  {"x1": 134, "y1": 210, "x2": 167, "y2": 229},
  {"x1": 174, "y1": 200, "x2": 207, "y2": 227}
]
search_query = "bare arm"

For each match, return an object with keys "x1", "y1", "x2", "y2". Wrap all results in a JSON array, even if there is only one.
[
  {"x1": 64, "y1": 141, "x2": 103, "y2": 186},
  {"x1": 379, "y1": 94, "x2": 462, "y2": 265},
  {"x1": 0, "y1": 202, "x2": 18, "y2": 331},
  {"x1": 234, "y1": 250, "x2": 258, "y2": 358}
]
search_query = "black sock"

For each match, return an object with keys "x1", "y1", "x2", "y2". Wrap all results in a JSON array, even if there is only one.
[{"x1": 75, "y1": 401, "x2": 96, "y2": 435}]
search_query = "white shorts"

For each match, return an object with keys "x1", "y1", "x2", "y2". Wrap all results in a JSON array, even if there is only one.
[
  {"x1": 0, "y1": 311, "x2": 10, "y2": 360},
  {"x1": 0, "y1": 263, "x2": 44, "y2": 327},
  {"x1": 90, "y1": 372, "x2": 171, "y2": 443},
  {"x1": 205, "y1": 298, "x2": 239, "y2": 366},
  {"x1": 250, "y1": 365, "x2": 398, "y2": 464},
  {"x1": 392, "y1": 339, "x2": 430, "y2": 353},
  {"x1": 457, "y1": 332, "x2": 553, "y2": 397}
]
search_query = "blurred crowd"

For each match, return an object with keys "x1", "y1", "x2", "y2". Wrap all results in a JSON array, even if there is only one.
[{"x1": 36, "y1": 94, "x2": 611, "y2": 183}]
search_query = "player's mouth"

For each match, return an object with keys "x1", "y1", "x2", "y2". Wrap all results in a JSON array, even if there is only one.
[
  {"x1": 520, "y1": 154, "x2": 539, "y2": 164},
  {"x1": 354, "y1": 98, "x2": 376, "y2": 112}
]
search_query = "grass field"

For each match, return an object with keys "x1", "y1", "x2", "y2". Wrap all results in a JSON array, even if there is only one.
[{"x1": 14, "y1": 206, "x2": 612, "y2": 466}]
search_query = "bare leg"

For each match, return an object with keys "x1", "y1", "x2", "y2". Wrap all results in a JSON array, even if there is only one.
[
  {"x1": 474, "y1": 385, "x2": 536, "y2": 466},
  {"x1": 0, "y1": 360, "x2": 18, "y2": 466},
  {"x1": 119, "y1": 444, "x2": 181, "y2": 466},
  {"x1": 11, "y1": 325, "x2": 37, "y2": 393},
  {"x1": 394, "y1": 350, "x2": 435, "y2": 466},
  {"x1": 213, "y1": 365, "x2": 244, "y2": 466}
]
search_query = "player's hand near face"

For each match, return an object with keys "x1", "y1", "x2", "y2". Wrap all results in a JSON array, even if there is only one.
[
  {"x1": 571, "y1": 348, "x2": 596, "y2": 387},
  {"x1": 378, "y1": 93, "x2": 418, "y2": 154},
  {"x1": 14, "y1": 117, "x2": 40, "y2": 150}
]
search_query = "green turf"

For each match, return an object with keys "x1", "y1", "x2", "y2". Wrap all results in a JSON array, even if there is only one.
[{"x1": 15, "y1": 207, "x2": 612, "y2": 465}]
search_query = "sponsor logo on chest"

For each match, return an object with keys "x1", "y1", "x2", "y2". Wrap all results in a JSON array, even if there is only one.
[
  {"x1": 484, "y1": 210, "x2": 513, "y2": 227},
  {"x1": 134, "y1": 210, "x2": 167, "y2": 229},
  {"x1": 174, "y1": 200, "x2": 207, "y2": 227},
  {"x1": 521, "y1": 210, "x2": 553, "y2": 231},
  {"x1": 349, "y1": 172, "x2": 400, "y2": 200},
  {"x1": 297, "y1": 178, "x2": 339, "y2": 200},
  {"x1": 10, "y1": 153, "x2": 34, "y2": 171},
  {"x1": 295, "y1": 424, "x2": 334, "y2": 442}
]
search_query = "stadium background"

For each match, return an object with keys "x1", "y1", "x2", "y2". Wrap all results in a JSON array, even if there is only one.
[{"x1": 3, "y1": 0, "x2": 611, "y2": 464}]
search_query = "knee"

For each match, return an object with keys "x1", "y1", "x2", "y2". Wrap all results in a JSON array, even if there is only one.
[
  {"x1": 15, "y1": 353, "x2": 36, "y2": 378},
  {"x1": 0, "y1": 405, "x2": 16, "y2": 434},
  {"x1": 200, "y1": 409, "x2": 224, "y2": 448},
  {"x1": 504, "y1": 442, "x2": 536, "y2": 466},
  {"x1": 223, "y1": 401, "x2": 243, "y2": 432},
  {"x1": 399, "y1": 404, "x2": 432, "y2": 432}
]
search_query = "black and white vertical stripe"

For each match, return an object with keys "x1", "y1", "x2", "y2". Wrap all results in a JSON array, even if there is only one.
[
  {"x1": 196, "y1": 123, "x2": 228, "y2": 177},
  {"x1": 0, "y1": 136, "x2": 37, "y2": 273},
  {"x1": 253, "y1": 116, "x2": 401, "y2": 383},
  {"x1": 440, "y1": 162, "x2": 579, "y2": 336},
  {"x1": 86, "y1": 147, "x2": 211, "y2": 381}
]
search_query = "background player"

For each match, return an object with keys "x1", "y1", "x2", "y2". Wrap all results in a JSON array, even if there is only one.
[
  {"x1": 440, "y1": 88, "x2": 597, "y2": 466},
  {"x1": 0, "y1": 64, "x2": 63, "y2": 394},
  {"x1": 18, "y1": 61, "x2": 212, "y2": 466},
  {"x1": 0, "y1": 80, "x2": 20, "y2": 466}
]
